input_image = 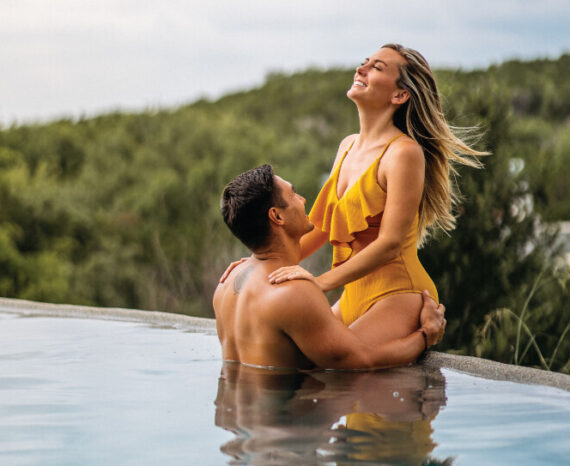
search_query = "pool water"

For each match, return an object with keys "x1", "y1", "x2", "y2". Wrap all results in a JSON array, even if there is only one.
[{"x1": 1, "y1": 312, "x2": 569, "y2": 465}]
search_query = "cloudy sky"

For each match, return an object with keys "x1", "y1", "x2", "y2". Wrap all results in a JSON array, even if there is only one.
[{"x1": 1, "y1": 0, "x2": 569, "y2": 125}]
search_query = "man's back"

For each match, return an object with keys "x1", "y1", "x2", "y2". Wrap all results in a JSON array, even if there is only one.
[{"x1": 213, "y1": 258, "x2": 318, "y2": 369}]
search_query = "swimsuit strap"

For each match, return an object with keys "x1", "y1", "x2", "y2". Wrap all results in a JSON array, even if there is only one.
[
  {"x1": 337, "y1": 133, "x2": 405, "y2": 173},
  {"x1": 334, "y1": 133, "x2": 405, "y2": 200},
  {"x1": 377, "y1": 133, "x2": 405, "y2": 162},
  {"x1": 333, "y1": 138, "x2": 357, "y2": 174}
]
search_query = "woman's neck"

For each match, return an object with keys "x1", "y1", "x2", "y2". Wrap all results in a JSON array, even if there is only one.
[{"x1": 356, "y1": 105, "x2": 400, "y2": 149}]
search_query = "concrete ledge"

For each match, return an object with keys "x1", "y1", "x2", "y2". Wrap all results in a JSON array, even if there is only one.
[
  {"x1": 1, "y1": 296, "x2": 569, "y2": 391},
  {"x1": 0, "y1": 297, "x2": 216, "y2": 335},
  {"x1": 421, "y1": 351, "x2": 570, "y2": 392}
]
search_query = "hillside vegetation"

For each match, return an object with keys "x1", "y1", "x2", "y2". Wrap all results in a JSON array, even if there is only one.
[{"x1": 1, "y1": 55, "x2": 569, "y2": 371}]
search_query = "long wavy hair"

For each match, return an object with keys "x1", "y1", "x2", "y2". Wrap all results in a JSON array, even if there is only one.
[{"x1": 382, "y1": 43, "x2": 488, "y2": 245}]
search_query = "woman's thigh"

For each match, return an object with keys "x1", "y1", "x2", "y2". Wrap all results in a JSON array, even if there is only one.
[
  {"x1": 331, "y1": 299, "x2": 343, "y2": 321},
  {"x1": 348, "y1": 292, "x2": 422, "y2": 345}
]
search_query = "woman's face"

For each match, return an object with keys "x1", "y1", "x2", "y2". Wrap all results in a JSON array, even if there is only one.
[{"x1": 347, "y1": 47, "x2": 407, "y2": 108}]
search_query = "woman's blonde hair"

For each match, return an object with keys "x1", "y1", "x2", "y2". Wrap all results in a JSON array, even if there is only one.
[{"x1": 382, "y1": 43, "x2": 488, "y2": 245}]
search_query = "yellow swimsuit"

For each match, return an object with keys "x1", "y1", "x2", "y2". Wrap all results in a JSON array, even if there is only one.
[{"x1": 308, "y1": 135, "x2": 438, "y2": 325}]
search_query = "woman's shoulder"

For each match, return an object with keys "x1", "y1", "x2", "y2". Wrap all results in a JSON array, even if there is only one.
[
  {"x1": 380, "y1": 135, "x2": 425, "y2": 184},
  {"x1": 339, "y1": 133, "x2": 358, "y2": 150},
  {"x1": 331, "y1": 134, "x2": 358, "y2": 172},
  {"x1": 388, "y1": 135, "x2": 424, "y2": 164}
]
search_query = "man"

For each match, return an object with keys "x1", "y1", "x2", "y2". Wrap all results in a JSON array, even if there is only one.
[{"x1": 213, "y1": 165, "x2": 445, "y2": 369}]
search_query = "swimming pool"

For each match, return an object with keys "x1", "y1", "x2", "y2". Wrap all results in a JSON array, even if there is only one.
[{"x1": 1, "y1": 301, "x2": 569, "y2": 465}]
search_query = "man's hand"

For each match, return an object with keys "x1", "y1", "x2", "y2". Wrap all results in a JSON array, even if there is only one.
[{"x1": 419, "y1": 290, "x2": 446, "y2": 347}]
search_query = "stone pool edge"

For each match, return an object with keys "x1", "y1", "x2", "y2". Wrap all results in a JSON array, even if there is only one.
[
  {"x1": 0, "y1": 297, "x2": 216, "y2": 334},
  {"x1": 2, "y1": 296, "x2": 569, "y2": 392}
]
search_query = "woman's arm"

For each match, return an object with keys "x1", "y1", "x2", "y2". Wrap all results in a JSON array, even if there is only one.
[
  {"x1": 319, "y1": 140, "x2": 425, "y2": 290},
  {"x1": 270, "y1": 140, "x2": 425, "y2": 291},
  {"x1": 300, "y1": 228, "x2": 329, "y2": 260}
]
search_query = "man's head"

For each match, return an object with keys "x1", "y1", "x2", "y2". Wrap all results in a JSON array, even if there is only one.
[{"x1": 221, "y1": 165, "x2": 313, "y2": 251}]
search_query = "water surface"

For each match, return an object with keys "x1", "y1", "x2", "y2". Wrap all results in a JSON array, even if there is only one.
[{"x1": 1, "y1": 312, "x2": 569, "y2": 465}]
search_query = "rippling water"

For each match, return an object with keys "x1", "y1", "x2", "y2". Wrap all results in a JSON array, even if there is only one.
[{"x1": 1, "y1": 312, "x2": 569, "y2": 465}]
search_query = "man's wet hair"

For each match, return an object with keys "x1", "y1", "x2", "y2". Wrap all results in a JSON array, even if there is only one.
[{"x1": 221, "y1": 164, "x2": 286, "y2": 251}]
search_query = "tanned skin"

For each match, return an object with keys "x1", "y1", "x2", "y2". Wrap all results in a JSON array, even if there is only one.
[{"x1": 213, "y1": 176, "x2": 445, "y2": 370}]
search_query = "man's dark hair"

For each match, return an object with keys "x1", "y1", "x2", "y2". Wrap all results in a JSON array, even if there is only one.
[{"x1": 221, "y1": 164, "x2": 286, "y2": 251}]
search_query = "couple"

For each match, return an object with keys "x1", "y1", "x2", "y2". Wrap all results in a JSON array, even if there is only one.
[{"x1": 213, "y1": 44, "x2": 483, "y2": 370}]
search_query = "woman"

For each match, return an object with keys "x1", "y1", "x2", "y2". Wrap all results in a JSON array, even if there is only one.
[{"x1": 268, "y1": 44, "x2": 485, "y2": 343}]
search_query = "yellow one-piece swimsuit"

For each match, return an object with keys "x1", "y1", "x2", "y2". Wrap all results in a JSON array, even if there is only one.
[{"x1": 308, "y1": 135, "x2": 438, "y2": 326}]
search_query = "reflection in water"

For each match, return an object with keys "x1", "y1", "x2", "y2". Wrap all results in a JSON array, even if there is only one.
[{"x1": 214, "y1": 363, "x2": 452, "y2": 465}]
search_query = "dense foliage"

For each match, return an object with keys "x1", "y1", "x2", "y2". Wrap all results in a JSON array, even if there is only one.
[{"x1": 1, "y1": 56, "x2": 568, "y2": 371}]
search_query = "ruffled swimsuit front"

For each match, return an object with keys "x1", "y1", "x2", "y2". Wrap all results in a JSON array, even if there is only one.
[{"x1": 308, "y1": 135, "x2": 438, "y2": 326}]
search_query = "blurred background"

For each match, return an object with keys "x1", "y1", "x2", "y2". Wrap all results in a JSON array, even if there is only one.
[{"x1": 1, "y1": 0, "x2": 569, "y2": 372}]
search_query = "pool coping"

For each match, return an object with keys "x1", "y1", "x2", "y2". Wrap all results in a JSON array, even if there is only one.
[{"x1": 2, "y1": 296, "x2": 569, "y2": 392}]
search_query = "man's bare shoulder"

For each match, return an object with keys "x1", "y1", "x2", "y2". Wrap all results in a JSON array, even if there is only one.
[
  {"x1": 213, "y1": 261, "x2": 255, "y2": 308},
  {"x1": 215, "y1": 262, "x2": 331, "y2": 325},
  {"x1": 261, "y1": 279, "x2": 331, "y2": 323}
]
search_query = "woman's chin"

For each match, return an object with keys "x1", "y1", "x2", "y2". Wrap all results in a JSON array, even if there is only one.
[{"x1": 346, "y1": 88, "x2": 360, "y2": 102}]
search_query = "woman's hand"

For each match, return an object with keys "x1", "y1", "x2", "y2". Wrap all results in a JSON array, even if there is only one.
[
  {"x1": 219, "y1": 257, "x2": 249, "y2": 284},
  {"x1": 268, "y1": 265, "x2": 322, "y2": 289}
]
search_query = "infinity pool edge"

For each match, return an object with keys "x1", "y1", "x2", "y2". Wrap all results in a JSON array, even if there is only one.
[{"x1": 2, "y1": 296, "x2": 568, "y2": 391}]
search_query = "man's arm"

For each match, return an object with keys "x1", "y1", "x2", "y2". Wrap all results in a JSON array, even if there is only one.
[{"x1": 270, "y1": 282, "x2": 444, "y2": 370}]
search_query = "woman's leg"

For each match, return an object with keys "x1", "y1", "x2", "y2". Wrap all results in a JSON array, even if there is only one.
[
  {"x1": 331, "y1": 300, "x2": 343, "y2": 321},
  {"x1": 348, "y1": 292, "x2": 422, "y2": 345}
]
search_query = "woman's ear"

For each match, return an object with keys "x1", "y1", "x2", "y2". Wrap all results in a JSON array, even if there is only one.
[{"x1": 392, "y1": 89, "x2": 410, "y2": 105}]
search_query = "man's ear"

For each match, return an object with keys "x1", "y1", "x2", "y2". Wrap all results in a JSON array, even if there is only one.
[
  {"x1": 268, "y1": 206, "x2": 285, "y2": 225},
  {"x1": 391, "y1": 89, "x2": 410, "y2": 105}
]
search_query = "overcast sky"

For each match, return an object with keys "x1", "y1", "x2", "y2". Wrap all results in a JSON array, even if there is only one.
[{"x1": 1, "y1": 0, "x2": 569, "y2": 126}]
